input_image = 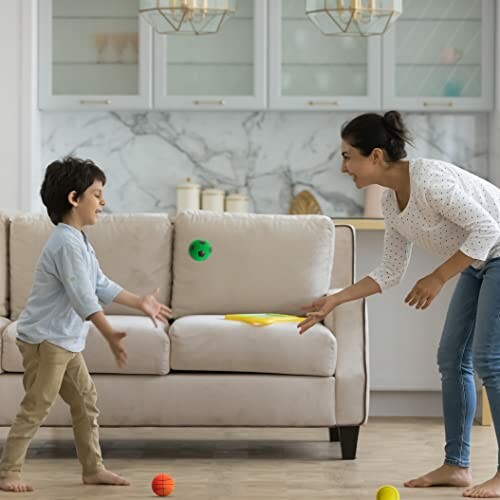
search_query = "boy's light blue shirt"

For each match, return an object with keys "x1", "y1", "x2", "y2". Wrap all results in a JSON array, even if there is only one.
[{"x1": 17, "y1": 223, "x2": 123, "y2": 352}]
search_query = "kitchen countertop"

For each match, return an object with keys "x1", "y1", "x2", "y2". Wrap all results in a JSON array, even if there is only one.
[{"x1": 333, "y1": 218, "x2": 385, "y2": 231}]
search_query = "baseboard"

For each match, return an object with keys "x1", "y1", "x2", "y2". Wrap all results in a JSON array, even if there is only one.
[
  {"x1": 370, "y1": 391, "x2": 443, "y2": 417},
  {"x1": 370, "y1": 390, "x2": 489, "y2": 423}
]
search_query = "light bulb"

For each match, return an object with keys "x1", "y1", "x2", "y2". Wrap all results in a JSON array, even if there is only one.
[
  {"x1": 192, "y1": 10, "x2": 203, "y2": 23},
  {"x1": 359, "y1": 10, "x2": 373, "y2": 24},
  {"x1": 339, "y1": 10, "x2": 352, "y2": 24}
]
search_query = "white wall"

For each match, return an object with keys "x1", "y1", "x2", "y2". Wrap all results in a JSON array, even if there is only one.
[
  {"x1": 358, "y1": 231, "x2": 457, "y2": 392},
  {"x1": 0, "y1": 0, "x2": 40, "y2": 213},
  {"x1": 0, "y1": 2, "x2": 22, "y2": 211},
  {"x1": 358, "y1": 231, "x2": 457, "y2": 417}
]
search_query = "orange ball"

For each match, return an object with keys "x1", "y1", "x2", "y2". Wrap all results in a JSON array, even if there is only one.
[{"x1": 152, "y1": 473, "x2": 175, "y2": 497}]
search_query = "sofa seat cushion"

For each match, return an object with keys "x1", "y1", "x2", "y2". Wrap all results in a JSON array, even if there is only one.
[
  {"x1": 2, "y1": 316, "x2": 170, "y2": 375},
  {"x1": 169, "y1": 315, "x2": 337, "y2": 376}
]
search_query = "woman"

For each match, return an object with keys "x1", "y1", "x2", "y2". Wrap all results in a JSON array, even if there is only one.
[{"x1": 298, "y1": 111, "x2": 500, "y2": 499}]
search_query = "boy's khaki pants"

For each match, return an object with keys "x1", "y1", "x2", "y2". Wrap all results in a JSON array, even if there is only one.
[{"x1": 0, "y1": 340, "x2": 104, "y2": 479}]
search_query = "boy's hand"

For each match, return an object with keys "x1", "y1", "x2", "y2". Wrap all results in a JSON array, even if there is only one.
[
  {"x1": 106, "y1": 331, "x2": 128, "y2": 368},
  {"x1": 140, "y1": 288, "x2": 173, "y2": 327}
]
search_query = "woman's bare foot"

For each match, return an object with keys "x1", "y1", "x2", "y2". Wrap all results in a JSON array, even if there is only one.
[
  {"x1": 463, "y1": 472, "x2": 500, "y2": 498},
  {"x1": 82, "y1": 469, "x2": 130, "y2": 486},
  {"x1": 0, "y1": 475, "x2": 34, "y2": 493},
  {"x1": 404, "y1": 464, "x2": 472, "y2": 488}
]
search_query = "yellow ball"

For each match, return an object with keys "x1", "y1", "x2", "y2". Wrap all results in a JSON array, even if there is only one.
[{"x1": 376, "y1": 485, "x2": 400, "y2": 500}]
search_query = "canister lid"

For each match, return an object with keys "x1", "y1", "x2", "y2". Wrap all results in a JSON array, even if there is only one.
[
  {"x1": 202, "y1": 189, "x2": 225, "y2": 196},
  {"x1": 226, "y1": 193, "x2": 248, "y2": 201},
  {"x1": 177, "y1": 177, "x2": 200, "y2": 190}
]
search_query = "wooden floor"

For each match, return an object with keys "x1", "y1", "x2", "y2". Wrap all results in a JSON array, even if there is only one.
[{"x1": 0, "y1": 418, "x2": 496, "y2": 499}]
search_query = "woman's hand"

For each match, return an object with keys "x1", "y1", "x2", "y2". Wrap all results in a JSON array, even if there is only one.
[
  {"x1": 140, "y1": 288, "x2": 173, "y2": 327},
  {"x1": 405, "y1": 272, "x2": 445, "y2": 310},
  {"x1": 297, "y1": 295, "x2": 338, "y2": 335}
]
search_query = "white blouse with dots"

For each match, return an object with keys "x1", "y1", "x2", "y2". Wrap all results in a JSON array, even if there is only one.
[{"x1": 368, "y1": 158, "x2": 500, "y2": 292}]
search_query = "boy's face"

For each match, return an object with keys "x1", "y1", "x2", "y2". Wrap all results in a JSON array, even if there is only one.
[{"x1": 71, "y1": 180, "x2": 105, "y2": 226}]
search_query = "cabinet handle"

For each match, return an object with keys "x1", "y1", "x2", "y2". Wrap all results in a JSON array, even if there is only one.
[
  {"x1": 422, "y1": 101, "x2": 454, "y2": 108},
  {"x1": 193, "y1": 99, "x2": 225, "y2": 106},
  {"x1": 80, "y1": 99, "x2": 112, "y2": 105},
  {"x1": 307, "y1": 100, "x2": 339, "y2": 107}
]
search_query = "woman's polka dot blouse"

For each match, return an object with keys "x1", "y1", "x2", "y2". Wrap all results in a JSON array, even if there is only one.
[{"x1": 368, "y1": 158, "x2": 500, "y2": 291}]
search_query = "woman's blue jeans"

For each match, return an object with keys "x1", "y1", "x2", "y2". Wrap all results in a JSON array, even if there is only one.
[{"x1": 438, "y1": 257, "x2": 500, "y2": 468}]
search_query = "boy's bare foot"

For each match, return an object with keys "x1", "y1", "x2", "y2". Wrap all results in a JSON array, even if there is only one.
[
  {"x1": 404, "y1": 464, "x2": 472, "y2": 488},
  {"x1": 0, "y1": 475, "x2": 34, "y2": 493},
  {"x1": 82, "y1": 469, "x2": 130, "y2": 486},
  {"x1": 463, "y1": 472, "x2": 500, "y2": 498}
]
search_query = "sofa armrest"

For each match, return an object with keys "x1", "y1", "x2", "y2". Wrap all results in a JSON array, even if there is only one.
[
  {"x1": 324, "y1": 292, "x2": 369, "y2": 426},
  {"x1": 0, "y1": 317, "x2": 11, "y2": 375}
]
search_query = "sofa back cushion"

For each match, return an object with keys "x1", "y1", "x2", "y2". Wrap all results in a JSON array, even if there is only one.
[
  {"x1": 171, "y1": 211, "x2": 335, "y2": 318},
  {"x1": 10, "y1": 213, "x2": 173, "y2": 319},
  {"x1": 0, "y1": 215, "x2": 9, "y2": 317}
]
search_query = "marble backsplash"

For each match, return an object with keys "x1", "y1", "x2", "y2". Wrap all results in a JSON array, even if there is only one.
[{"x1": 42, "y1": 111, "x2": 489, "y2": 216}]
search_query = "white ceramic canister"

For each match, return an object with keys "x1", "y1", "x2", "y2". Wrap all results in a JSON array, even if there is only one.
[
  {"x1": 225, "y1": 193, "x2": 249, "y2": 213},
  {"x1": 363, "y1": 184, "x2": 385, "y2": 218},
  {"x1": 201, "y1": 188, "x2": 225, "y2": 212},
  {"x1": 176, "y1": 178, "x2": 201, "y2": 213}
]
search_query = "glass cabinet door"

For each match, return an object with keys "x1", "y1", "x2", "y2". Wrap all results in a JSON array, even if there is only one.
[
  {"x1": 154, "y1": 0, "x2": 266, "y2": 110},
  {"x1": 382, "y1": 0, "x2": 494, "y2": 111},
  {"x1": 39, "y1": 0, "x2": 152, "y2": 110},
  {"x1": 269, "y1": 0, "x2": 381, "y2": 110}
]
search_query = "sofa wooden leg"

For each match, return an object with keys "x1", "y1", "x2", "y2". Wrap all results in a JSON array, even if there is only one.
[
  {"x1": 328, "y1": 427, "x2": 339, "y2": 442},
  {"x1": 339, "y1": 426, "x2": 359, "y2": 460}
]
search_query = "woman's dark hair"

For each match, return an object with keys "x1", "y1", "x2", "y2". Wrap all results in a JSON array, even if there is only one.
[
  {"x1": 341, "y1": 111, "x2": 413, "y2": 161},
  {"x1": 40, "y1": 157, "x2": 106, "y2": 225}
]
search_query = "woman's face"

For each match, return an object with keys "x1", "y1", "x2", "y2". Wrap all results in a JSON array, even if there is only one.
[{"x1": 341, "y1": 139, "x2": 381, "y2": 189}]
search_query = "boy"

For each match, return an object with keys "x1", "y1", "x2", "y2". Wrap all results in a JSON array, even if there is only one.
[{"x1": 0, "y1": 157, "x2": 172, "y2": 492}]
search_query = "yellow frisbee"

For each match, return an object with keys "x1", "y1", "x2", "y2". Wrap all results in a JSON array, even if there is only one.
[{"x1": 376, "y1": 485, "x2": 400, "y2": 500}]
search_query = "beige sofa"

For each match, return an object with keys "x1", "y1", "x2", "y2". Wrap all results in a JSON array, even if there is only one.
[{"x1": 0, "y1": 211, "x2": 368, "y2": 460}]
